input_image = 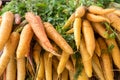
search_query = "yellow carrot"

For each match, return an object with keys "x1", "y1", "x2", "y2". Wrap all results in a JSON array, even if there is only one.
[
  {"x1": 107, "y1": 13, "x2": 120, "y2": 32},
  {"x1": 33, "y1": 42, "x2": 41, "y2": 68},
  {"x1": 6, "y1": 55, "x2": 16, "y2": 80},
  {"x1": 36, "y1": 54, "x2": 45, "y2": 80},
  {"x1": 57, "y1": 51, "x2": 70, "y2": 76},
  {"x1": 97, "y1": 37, "x2": 114, "y2": 80},
  {"x1": 61, "y1": 68, "x2": 69, "y2": 80},
  {"x1": 16, "y1": 24, "x2": 33, "y2": 59},
  {"x1": 77, "y1": 68, "x2": 89, "y2": 80},
  {"x1": 73, "y1": 18, "x2": 82, "y2": 50},
  {"x1": 82, "y1": 20, "x2": 95, "y2": 57},
  {"x1": 0, "y1": 11, "x2": 14, "y2": 51},
  {"x1": 62, "y1": 13, "x2": 75, "y2": 30},
  {"x1": 44, "y1": 22, "x2": 73, "y2": 54},
  {"x1": 92, "y1": 61, "x2": 105, "y2": 80},
  {"x1": 113, "y1": 9, "x2": 120, "y2": 16},
  {"x1": 88, "y1": 5, "x2": 115, "y2": 15},
  {"x1": 105, "y1": 38, "x2": 120, "y2": 69},
  {"x1": 92, "y1": 22, "x2": 108, "y2": 38},
  {"x1": 80, "y1": 38, "x2": 92, "y2": 77},
  {"x1": 0, "y1": 32, "x2": 19, "y2": 76},
  {"x1": 66, "y1": 28, "x2": 73, "y2": 34},
  {"x1": 86, "y1": 13, "x2": 110, "y2": 23},
  {"x1": 75, "y1": 6, "x2": 86, "y2": 18},
  {"x1": 53, "y1": 67, "x2": 58, "y2": 80},
  {"x1": 44, "y1": 52, "x2": 52, "y2": 80},
  {"x1": 95, "y1": 40, "x2": 101, "y2": 56},
  {"x1": 17, "y1": 57, "x2": 26, "y2": 80}
]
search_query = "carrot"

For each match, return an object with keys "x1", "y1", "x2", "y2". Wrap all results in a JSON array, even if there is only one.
[
  {"x1": 53, "y1": 67, "x2": 58, "y2": 80},
  {"x1": 62, "y1": 13, "x2": 75, "y2": 30},
  {"x1": 105, "y1": 38, "x2": 120, "y2": 69},
  {"x1": 16, "y1": 24, "x2": 33, "y2": 59},
  {"x1": 92, "y1": 54, "x2": 102, "y2": 71},
  {"x1": 17, "y1": 57, "x2": 26, "y2": 80},
  {"x1": 61, "y1": 68, "x2": 69, "y2": 80},
  {"x1": 107, "y1": 13, "x2": 120, "y2": 32},
  {"x1": 0, "y1": 32, "x2": 19, "y2": 76},
  {"x1": 0, "y1": 11, "x2": 14, "y2": 51},
  {"x1": 92, "y1": 61, "x2": 105, "y2": 80},
  {"x1": 57, "y1": 51, "x2": 70, "y2": 76},
  {"x1": 80, "y1": 38, "x2": 92, "y2": 77},
  {"x1": 33, "y1": 42, "x2": 41, "y2": 68},
  {"x1": 88, "y1": 5, "x2": 115, "y2": 15},
  {"x1": 77, "y1": 68, "x2": 89, "y2": 80},
  {"x1": 82, "y1": 20, "x2": 95, "y2": 57},
  {"x1": 66, "y1": 28, "x2": 73, "y2": 34},
  {"x1": 44, "y1": 51, "x2": 52, "y2": 80},
  {"x1": 95, "y1": 40, "x2": 101, "y2": 57},
  {"x1": 75, "y1": 6, "x2": 86, "y2": 18},
  {"x1": 6, "y1": 54, "x2": 16, "y2": 80},
  {"x1": 86, "y1": 13, "x2": 110, "y2": 23},
  {"x1": 26, "y1": 61, "x2": 34, "y2": 77},
  {"x1": 92, "y1": 22, "x2": 108, "y2": 38},
  {"x1": 44, "y1": 22, "x2": 73, "y2": 54},
  {"x1": 97, "y1": 37, "x2": 114, "y2": 80},
  {"x1": 36, "y1": 54, "x2": 45, "y2": 80},
  {"x1": 69, "y1": 71, "x2": 74, "y2": 80},
  {"x1": 25, "y1": 12, "x2": 58, "y2": 56},
  {"x1": 113, "y1": 9, "x2": 120, "y2": 17},
  {"x1": 73, "y1": 18, "x2": 82, "y2": 50},
  {"x1": 52, "y1": 56, "x2": 59, "y2": 70},
  {"x1": 65, "y1": 58, "x2": 74, "y2": 72}
]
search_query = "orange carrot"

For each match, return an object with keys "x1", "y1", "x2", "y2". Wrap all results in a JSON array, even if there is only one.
[
  {"x1": 0, "y1": 32, "x2": 19, "y2": 76},
  {"x1": 95, "y1": 40, "x2": 101, "y2": 57},
  {"x1": 0, "y1": 11, "x2": 14, "y2": 51},
  {"x1": 16, "y1": 24, "x2": 33, "y2": 59},
  {"x1": 44, "y1": 22, "x2": 73, "y2": 54},
  {"x1": 25, "y1": 12, "x2": 58, "y2": 56},
  {"x1": 66, "y1": 28, "x2": 73, "y2": 34}
]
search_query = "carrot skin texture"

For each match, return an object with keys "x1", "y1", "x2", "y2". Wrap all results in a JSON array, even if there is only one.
[
  {"x1": 0, "y1": 32, "x2": 19, "y2": 76},
  {"x1": 25, "y1": 12, "x2": 58, "y2": 56},
  {"x1": 82, "y1": 20, "x2": 95, "y2": 57},
  {"x1": 92, "y1": 22, "x2": 108, "y2": 38},
  {"x1": 86, "y1": 13, "x2": 110, "y2": 23},
  {"x1": 73, "y1": 18, "x2": 82, "y2": 50},
  {"x1": 16, "y1": 24, "x2": 33, "y2": 59},
  {"x1": 57, "y1": 51, "x2": 70, "y2": 76},
  {"x1": 6, "y1": 55, "x2": 16, "y2": 80},
  {"x1": 44, "y1": 22, "x2": 73, "y2": 54},
  {"x1": 0, "y1": 11, "x2": 14, "y2": 51},
  {"x1": 17, "y1": 57, "x2": 26, "y2": 80},
  {"x1": 75, "y1": 6, "x2": 86, "y2": 18},
  {"x1": 107, "y1": 13, "x2": 120, "y2": 32},
  {"x1": 97, "y1": 38, "x2": 114, "y2": 80},
  {"x1": 80, "y1": 38, "x2": 92, "y2": 77},
  {"x1": 88, "y1": 5, "x2": 115, "y2": 15},
  {"x1": 105, "y1": 38, "x2": 120, "y2": 69}
]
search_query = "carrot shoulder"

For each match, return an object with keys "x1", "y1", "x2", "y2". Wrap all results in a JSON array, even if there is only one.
[
  {"x1": 0, "y1": 11, "x2": 14, "y2": 51},
  {"x1": 25, "y1": 12, "x2": 58, "y2": 56}
]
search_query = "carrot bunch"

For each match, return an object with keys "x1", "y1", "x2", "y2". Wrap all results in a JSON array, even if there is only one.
[{"x1": 0, "y1": 5, "x2": 120, "y2": 80}]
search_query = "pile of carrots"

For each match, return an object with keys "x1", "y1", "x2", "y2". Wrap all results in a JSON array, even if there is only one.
[{"x1": 0, "y1": 5, "x2": 120, "y2": 80}]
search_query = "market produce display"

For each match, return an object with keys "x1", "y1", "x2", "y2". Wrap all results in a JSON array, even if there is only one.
[{"x1": 0, "y1": 0, "x2": 120, "y2": 80}]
